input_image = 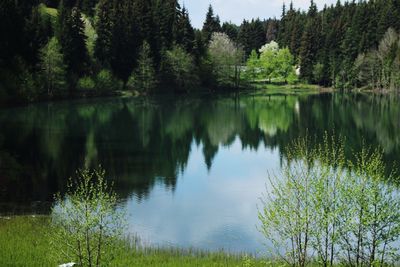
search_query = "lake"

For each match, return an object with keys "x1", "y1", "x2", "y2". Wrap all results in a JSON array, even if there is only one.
[{"x1": 1, "y1": 92, "x2": 399, "y2": 255}]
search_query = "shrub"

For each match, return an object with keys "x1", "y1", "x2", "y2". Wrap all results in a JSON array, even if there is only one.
[
  {"x1": 77, "y1": 76, "x2": 95, "y2": 91},
  {"x1": 259, "y1": 135, "x2": 400, "y2": 266},
  {"x1": 51, "y1": 167, "x2": 126, "y2": 267},
  {"x1": 164, "y1": 45, "x2": 199, "y2": 91},
  {"x1": 96, "y1": 69, "x2": 120, "y2": 91}
]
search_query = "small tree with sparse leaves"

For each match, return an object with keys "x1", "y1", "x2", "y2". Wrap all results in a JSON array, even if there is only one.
[{"x1": 50, "y1": 167, "x2": 126, "y2": 267}]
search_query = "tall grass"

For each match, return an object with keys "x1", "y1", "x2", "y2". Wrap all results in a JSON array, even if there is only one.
[{"x1": 0, "y1": 216, "x2": 268, "y2": 267}]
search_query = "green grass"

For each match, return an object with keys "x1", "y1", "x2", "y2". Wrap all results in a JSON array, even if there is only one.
[
  {"x1": 0, "y1": 216, "x2": 270, "y2": 267},
  {"x1": 248, "y1": 81, "x2": 331, "y2": 96}
]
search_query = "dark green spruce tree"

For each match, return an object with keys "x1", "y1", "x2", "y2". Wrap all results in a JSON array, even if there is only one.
[
  {"x1": 94, "y1": 0, "x2": 114, "y2": 67},
  {"x1": 110, "y1": 0, "x2": 139, "y2": 83},
  {"x1": 222, "y1": 22, "x2": 239, "y2": 43},
  {"x1": 202, "y1": 5, "x2": 221, "y2": 43},
  {"x1": 174, "y1": 6, "x2": 195, "y2": 53},
  {"x1": 299, "y1": 0, "x2": 321, "y2": 82},
  {"x1": 57, "y1": 2, "x2": 89, "y2": 81}
]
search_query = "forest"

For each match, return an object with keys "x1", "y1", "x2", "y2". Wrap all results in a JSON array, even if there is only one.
[{"x1": 2, "y1": 0, "x2": 400, "y2": 105}]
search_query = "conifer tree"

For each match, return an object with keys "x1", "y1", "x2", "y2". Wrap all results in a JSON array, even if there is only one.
[
  {"x1": 299, "y1": 0, "x2": 321, "y2": 82},
  {"x1": 174, "y1": 6, "x2": 195, "y2": 53},
  {"x1": 110, "y1": 0, "x2": 139, "y2": 83},
  {"x1": 128, "y1": 41, "x2": 157, "y2": 93},
  {"x1": 94, "y1": 0, "x2": 114, "y2": 67},
  {"x1": 82, "y1": 0, "x2": 97, "y2": 17},
  {"x1": 202, "y1": 5, "x2": 221, "y2": 43},
  {"x1": 222, "y1": 22, "x2": 239, "y2": 43},
  {"x1": 57, "y1": 2, "x2": 89, "y2": 81},
  {"x1": 277, "y1": 3, "x2": 287, "y2": 47}
]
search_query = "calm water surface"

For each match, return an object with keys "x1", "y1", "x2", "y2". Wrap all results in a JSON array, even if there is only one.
[{"x1": 1, "y1": 93, "x2": 400, "y2": 254}]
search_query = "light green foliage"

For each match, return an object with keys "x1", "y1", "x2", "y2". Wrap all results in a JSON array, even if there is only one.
[
  {"x1": 286, "y1": 71, "x2": 298, "y2": 85},
  {"x1": 275, "y1": 48, "x2": 295, "y2": 82},
  {"x1": 256, "y1": 41, "x2": 296, "y2": 83},
  {"x1": 260, "y1": 41, "x2": 297, "y2": 83},
  {"x1": 83, "y1": 15, "x2": 96, "y2": 58},
  {"x1": 338, "y1": 148, "x2": 400, "y2": 266},
  {"x1": 77, "y1": 76, "x2": 96, "y2": 90},
  {"x1": 40, "y1": 37, "x2": 67, "y2": 95},
  {"x1": 312, "y1": 63, "x2": 324, "y2": 84},
  {"x1": 51, "y1": 168, "x2": 126, "y2": 267},
  {"x1": 95, "y1": 69, "x2": 121, "y2": 91},
  {"x1": 259, "y1": 135, "x2": 400, "y2": 266},
  {"x1": 165, "y1": 45, "x2": 198, "y2": 91},
  {"x1": 208, "y1": 32, "x2": 244, "y2": 87},
  {"x1": 259, "y1": 45, "x2": 277, "y2": 82},
  {"x1": 128, "y1": 42, "x2": 157, "y2": 93},
  {"x1": 244, "y1": 49, "x2": 260, "y2": 81},
  {"x1": 354, "y1": 28, "x2": 400, "y2": 91}
]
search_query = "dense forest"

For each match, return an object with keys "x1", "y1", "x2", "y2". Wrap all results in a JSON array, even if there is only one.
[{"x1": 2, "y1": 0, "x2": 400, "y2": 104}]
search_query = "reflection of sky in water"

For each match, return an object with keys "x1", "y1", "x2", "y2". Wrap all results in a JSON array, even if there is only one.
[{"x1": 125, "y1": 137, "x2": 280, "y2": 254}]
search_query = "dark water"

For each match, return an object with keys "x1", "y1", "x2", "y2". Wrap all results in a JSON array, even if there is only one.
[{"x1": 1, "y1": 93, "x2": 400, "y2": 254}]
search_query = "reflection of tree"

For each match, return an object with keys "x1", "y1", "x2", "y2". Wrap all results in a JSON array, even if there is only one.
[
  {"x1": 244, "y1": 96, "x2": 297, "y2": 137},
  {"x1": 1, "y1": 93, "x2": 400, "y2": 211}
]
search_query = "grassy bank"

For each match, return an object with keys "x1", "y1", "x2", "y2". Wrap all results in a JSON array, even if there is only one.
[
  {"x1": 0, "y1": 216, "x2": 267, "y2": 267},
  {"x1": 249, "y1": 82, "x2": 331, "y2": 96}
]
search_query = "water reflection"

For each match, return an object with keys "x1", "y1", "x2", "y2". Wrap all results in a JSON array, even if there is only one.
[{"x1": 1, "y1": 93, "x2": 400, "y2": 252}]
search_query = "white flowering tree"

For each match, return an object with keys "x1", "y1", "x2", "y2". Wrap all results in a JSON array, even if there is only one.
[{"x1": 208, "y1": 32, "x2": 244, "y2": 88}]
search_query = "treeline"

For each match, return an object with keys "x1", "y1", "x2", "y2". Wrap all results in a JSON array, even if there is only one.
[
  {"x1": 276, "y1": 0, "x2": 400, "y2": 90},
  {"x1": 1, "y1": 0, "x2": 201, "y2": 103},
  {"x1": 3, "y1": 0, "x2": 400, "y2": 104},
  {"x1": 0, "y1": 0, "x2": 282, "y2": 104}
]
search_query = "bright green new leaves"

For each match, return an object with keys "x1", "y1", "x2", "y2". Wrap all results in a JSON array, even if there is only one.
[
  {"x1": 40, "y1": 37, "x2": 67, "y2": 96},
  {"x1": 244, "y1": 50, "x2": 259, "y2": 81},
  {"x1": 245, "y1": 41, "x2": 296, "y2": 83},
  {"x1": 164, "y1": 45, "x2": 199, "y2": 91},
  {"x1": 275, "y1": 48, "x2": 295, "y2": 83},
  {"x1": 51, "y1": 168, "x2": 126, "y2": 267},
  {"x1": 259, "y1": 135, "x2": 400, "y2": 266}
]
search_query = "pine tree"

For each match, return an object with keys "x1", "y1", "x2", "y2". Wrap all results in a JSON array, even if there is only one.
[
  {"x1": 128, "y1": 41, "x2": 157, "y2": 93},
  {"x1": 238, "y1": 19, "x2": 266, "y2": 57},
  {"x1": 299, "y1": 0, "x2": 321, "y2": 82},
  {"x1": 174, "y1": 6, "x2": 195, "y2": 53},
  {"x1": 94, "y1": 0, "x2": 114, "y2": 67},
  {"x1": 277, "y1": 3, "x2": 287, "y2": 47},
  {"x1": 222, "y1": 22, "x2": 239, "y2": 43},
  {"x1": 110, "y1": 0, "x2": 139, "y2": 83},
  {"x1": 202, "y1": 5, "x2": 221, "y2": 43},
  {"x1": 57, "y1": 3, "x2": 89, "y2": 80},
  {"x1": 133, "y1": 0, "x2": 153, "y2": 48},
  {"x1": 82, "y1": 0, "x2": 97, "y2": 17}
]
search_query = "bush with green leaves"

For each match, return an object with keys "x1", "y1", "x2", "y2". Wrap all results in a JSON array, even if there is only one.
[
  {"x1": 77, "y1": 76, "x2": 96, "y2": 91},
  {"x1": 95, "y1": 69, "x2": 121, "y2": 91},
  {"x1": 164, "y1": 45, "x2": 199, "y2": 91},
  {"x1": 40, "y1": 37, "x2": 67, "y2": 96},
  {"x1": 259, "y1": 135, "x2": 400, "y2": 267},
  {"x1": 245, "y1": 41, "x2": 297, "y2": 84},
  {"x1": 51, "y1": 168, "x2": 126, "y2": 267}
]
